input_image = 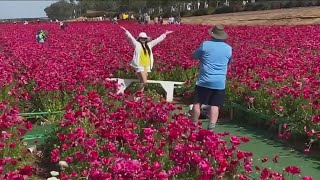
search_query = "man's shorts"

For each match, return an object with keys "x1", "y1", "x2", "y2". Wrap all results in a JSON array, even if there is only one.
[
  {"x1": 136, "y1": 66, "x2": 151, "y2": 73},
  {"x1": 193, "y1": 85, "x2": 226, "y2": 107}
]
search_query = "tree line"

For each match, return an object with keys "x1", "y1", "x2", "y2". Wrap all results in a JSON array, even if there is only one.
[
  {"x1": 44, "y1": 0, "x2": 242, "y2": 20},
  {"x1": 44, "y1": 0, "x2": 317, "y2": 20}
]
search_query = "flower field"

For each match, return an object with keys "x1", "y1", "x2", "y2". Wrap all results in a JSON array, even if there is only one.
[{"x1": 0, "y1": 21, "x2": 319, "y2": 179}]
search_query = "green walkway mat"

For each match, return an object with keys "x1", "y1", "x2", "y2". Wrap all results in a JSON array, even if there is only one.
[
  {"x1": 206, "y1": 122, "x2": 320, "y2": 179},
  {"x1": 23, "y1": 124, "x2": 56, "y2": 146}
]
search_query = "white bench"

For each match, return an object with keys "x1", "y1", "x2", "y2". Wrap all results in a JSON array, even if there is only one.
[{"x1": 106, "y1": 78, "x2": 184, "y2": 102}]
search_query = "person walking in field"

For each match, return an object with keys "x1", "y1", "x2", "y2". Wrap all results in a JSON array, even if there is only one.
[
  {"x1": 36, "y1": 30, "x2": 48, "y2": 43},
  {"x1": 120, "y1": 26, "x2": 173, "y2": 92},
  {"x1": 190, "y1": 25, "x2": 232, "y2": 130}
]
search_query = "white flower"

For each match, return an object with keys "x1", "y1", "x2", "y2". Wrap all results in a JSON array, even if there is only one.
[
  {"x1": 47, "y1": 177, "x2": 59, "y2": 180},
  {"x1": 50, "y1": 171, "x2": 59, "y2": 177},
  {"x1": 58, "y1": 161, "x2": 69, "y2": 168}
]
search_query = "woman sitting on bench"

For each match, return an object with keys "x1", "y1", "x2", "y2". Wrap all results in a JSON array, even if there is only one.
[{"x1": 120, "y1": 26, "x2": 173, "y2": 92}]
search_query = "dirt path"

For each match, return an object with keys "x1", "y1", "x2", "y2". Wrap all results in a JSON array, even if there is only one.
[{"x1": 181, "y1": 7, "x2": 320, "y2": 25}]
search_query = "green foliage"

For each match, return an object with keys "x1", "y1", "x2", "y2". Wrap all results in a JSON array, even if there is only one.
[
  {"x1": 44, "y1": 0, "x2": 320, "y2": 20},
  {"x1": 244, "y1": 3, "x2": 267, "y2": 11},
  {"x1": 192, "y1": 8, "x2": 210, "y2": 16},
  {"x1": 44, "y1": 0, "x2": 74, "y2": 20},
  {"x1": 214, "y1": 5, "x2": 234, "y2": 14}
]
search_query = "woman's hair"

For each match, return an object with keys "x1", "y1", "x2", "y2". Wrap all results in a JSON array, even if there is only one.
[{"x1": 138, "y1": 39, "x2": 151, "y2": 55}]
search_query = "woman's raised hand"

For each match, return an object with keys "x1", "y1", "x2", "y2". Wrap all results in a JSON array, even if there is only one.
[
  {"x1": 165, "y1": 30, "x2": 174, "y2": 35},
  {"x1": 120, "y1": 26, "x2": 127, "y2": 31}
]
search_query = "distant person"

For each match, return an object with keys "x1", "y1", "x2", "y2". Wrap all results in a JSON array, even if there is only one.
[
  {"x1": 112, "y1": 16, "x2": 118, "y2": 24},
  {"x1": 130, "y1": 14, "x2": 135, "y2": 20},
  {"x1": 138, "y1": 14, "x2": 143, "y2": 24},
  {"x1": 154, "y1": 16, "x2": 159, "y2": 24},
  {"x1": 60, "y1": 21, "x2": 68, "y2": 29},
  {"x1": 175, "y1": 14, "x2": 181, "y2": 24},
  {"x1": 23, "y1": 21, "x2": 28, "y2": 25},
  {"x1": 168, "y1": 16, "x2": 174, "y2": 24},
  {"x1": 36, "y1": 30, "x2": 48, "y2": 43},
  {"x1": 159, "y1": 16, "x2": 163, "y2": 24},
  {"x1": 144, "y1": 13, "x2": 150, "y2": 24},
  {"x1": 120, "y1": 26, "x2": 173, "y2": 93},
  {"x1": 190, "y1": 25, "x2": 232, "y2": 130}
]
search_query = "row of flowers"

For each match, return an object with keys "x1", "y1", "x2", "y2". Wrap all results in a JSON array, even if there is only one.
[
  {"x1": 46, "y1": 90, "x2": 313, "y2": 180},
  {"x1": 0, "y1": 92, "x2": 315, "y2": 179},
  {"x1": 1, "y1": 23, "x2": 319, "y2": 137},
  {"x1": 0, "y1": 22, "x2": 319, "y2": 178}
]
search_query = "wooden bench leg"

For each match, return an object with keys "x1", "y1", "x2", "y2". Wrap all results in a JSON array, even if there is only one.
[
  {"x1": 160, "y1": 83, "x2": 174, "y2": 102},
  {"x1": 278, "y1": 124, "x2": 282, "y2": 135},
  {"x1": 230, "y1": 107, "x2": 234, "y2": 120}
]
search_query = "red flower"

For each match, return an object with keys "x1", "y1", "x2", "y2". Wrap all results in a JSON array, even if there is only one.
[
  {"x1": 284, "y1": 166, "x2": 301, "y2": 175},
  {"x1": 25, "y1": 121, "x2": 32, "y2": 130},
  {"x1": 88, "y1": 150, "x2": 99, "y2": 161},
  {"x1": 238, "y1": 174, "x2": 249, "y2": 180},
  {"x1": 260, "y1": 168, "x2": 270, "y2": 179},
  {"x1": 18, "y1": 165, "x2": 33, "y2": 176},
  {"x1": 272, "y1": 155, "x2": 279, "y2": 163},
  {"x1": 51, "y1": 149, "x2": 60, "y2": 163},
  {"x1": 302, "y1": 176, "x2": 313, "y2": 180},
  {"x1": 311, "y1": 115, "x2": 320, "y2": 123},
  {"x1": 261, "y1": 157, "x2": 268, "y2": 163},
  {"x1": 237, "y1": 151, "x2": 245, "y2": 160},
  {"x1": 230, "y1": 136, "x2": 241, "y2": 146},
  {"x1": 9, "y1": 142, "x2": 15, "y2": 149},
  {"x1": 10, "y1": 160, "x2": 17, "y2": 166},
  {"x1": 255, "y1": 166, "x2": 261, "y2": 171},
  {"x1": 240, "y1": 136, "x2": 250, "y2": 143}
]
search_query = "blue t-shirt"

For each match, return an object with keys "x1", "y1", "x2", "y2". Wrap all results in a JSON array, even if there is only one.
[{"x1": 193, "y1": 39, "x2": 232, "y2": 90}]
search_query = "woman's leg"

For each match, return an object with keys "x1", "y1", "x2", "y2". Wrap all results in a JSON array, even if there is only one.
[{"x1": 136, "y1": 70, "x2": 148, "y2": 92}]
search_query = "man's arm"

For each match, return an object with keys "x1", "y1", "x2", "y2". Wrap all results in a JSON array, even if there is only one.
[
  {"x1": 228, "y1": 56, "x2": 232, "y2": 65},
  {"x1": 227, "y1": 47, "x2": 232, "y2": 65},
  {"x1": 192, "y1": 43, "x2": 204, "y2": 60}
]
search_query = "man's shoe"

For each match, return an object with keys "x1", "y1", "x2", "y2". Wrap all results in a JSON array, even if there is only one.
[{"x1": 207, "y1": 123, "x2": 216, "y2": 131}]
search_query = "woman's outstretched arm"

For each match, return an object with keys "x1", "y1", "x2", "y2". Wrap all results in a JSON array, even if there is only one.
[
  {"x1": 120, "y1": 26, "x2": 138, "y2": 46},
  {"x1": 149, "y1": 30, "x2": 173, "y2": 48}
]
